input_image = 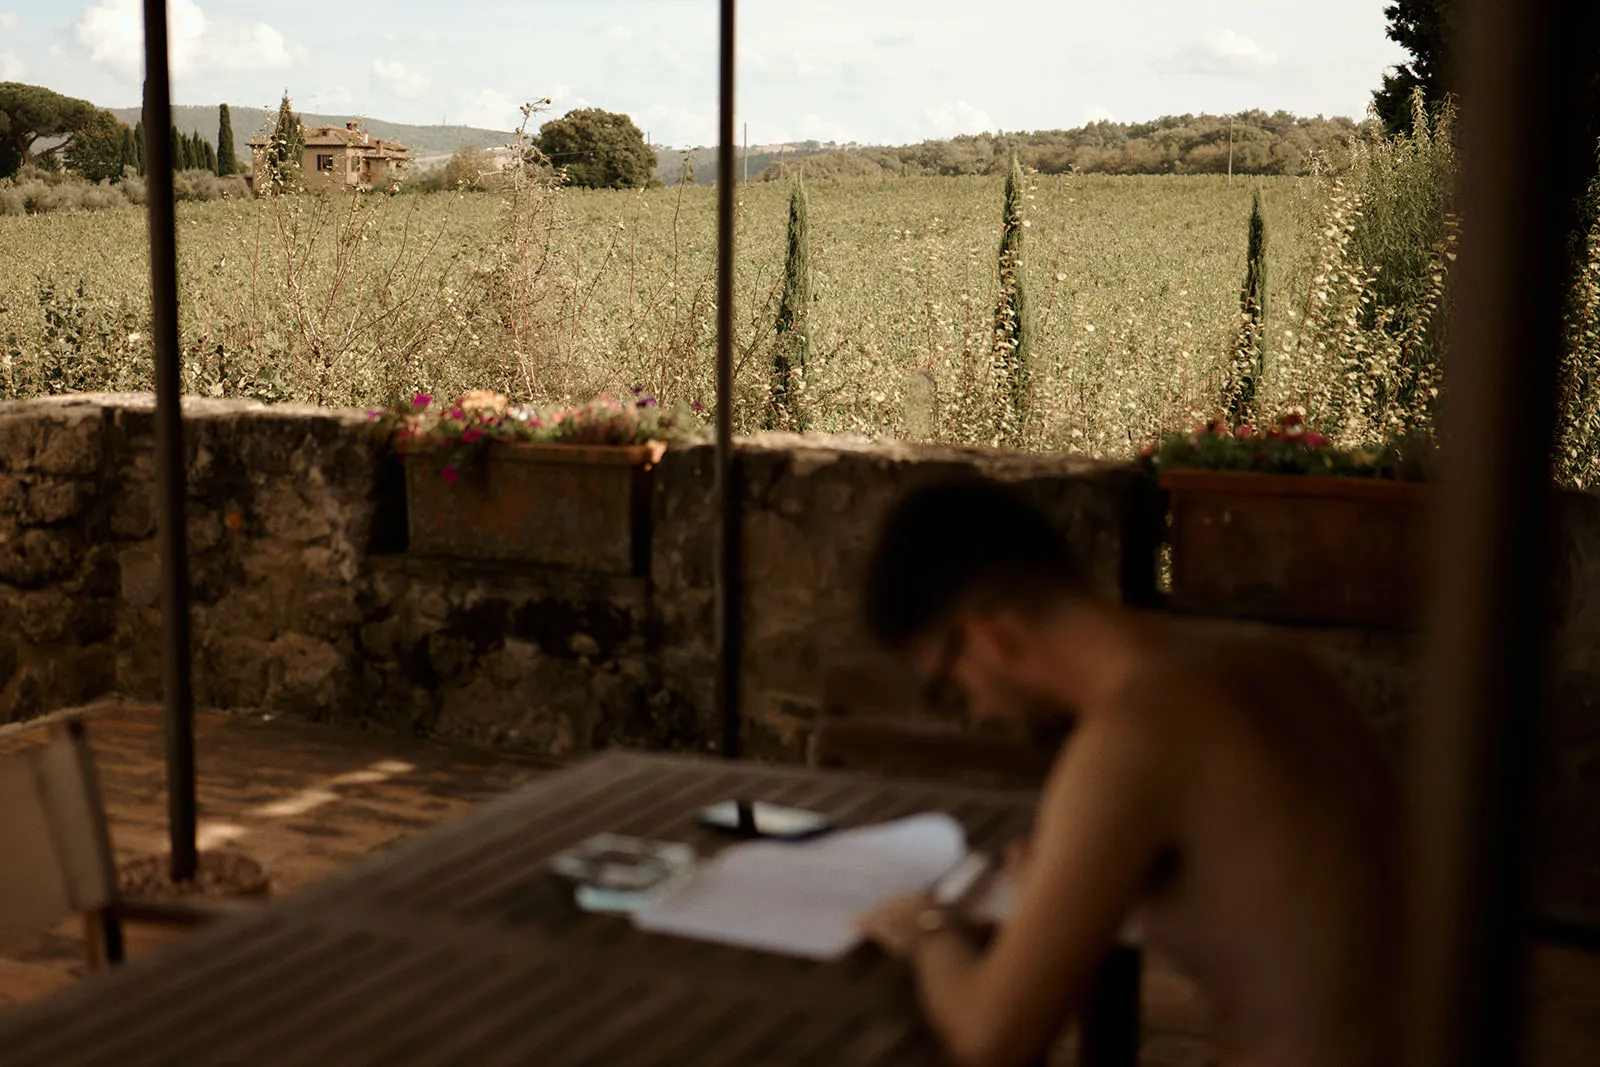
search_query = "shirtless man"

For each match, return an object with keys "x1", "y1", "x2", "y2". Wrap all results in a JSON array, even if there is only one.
[{"x1": 854, "y1": 478, "x2": 1401, "y2": 1067}]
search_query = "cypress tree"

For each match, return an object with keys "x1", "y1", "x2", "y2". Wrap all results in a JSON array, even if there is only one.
[
  {"x1": 170, "y1": 125, "x2": 187, "y2": 170},
  {"x1": 767, "y1": 174, "x2": 813, "y2": 431},
  {"x1": 118, "y1": 125, "x2": 138, "y2": 176},
  {"x1": 991, "y1": 155, "x2": 1032, "y2": 445},
  {"x1": 133, "y1": 118, "x2": 146, "y2": 175},
  {"x1": 202, "y1": 138, "x2": 217, "y2": 174},
  {"x1": 266, "y1": 92, "x2": 304, "y2": 192},
  {"x1": 1225, "y1": 190, "x2": 1269, "y2": 426},
  {"x1": 216, "y1": 104, "x2": 237, "y2": 176}
]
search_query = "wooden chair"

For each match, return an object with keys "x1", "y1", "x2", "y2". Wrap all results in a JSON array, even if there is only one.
[
  {"x1": 0, "y1": 718, "x2": 251, "y2": 972},
  {"x1": 809, "y1": 662, "x2": 1140, "y2": 1067}
]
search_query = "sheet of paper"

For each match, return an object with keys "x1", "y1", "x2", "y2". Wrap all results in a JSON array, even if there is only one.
[{"x1": 633, "y1": 813, "x2": 968, "y2": 959}]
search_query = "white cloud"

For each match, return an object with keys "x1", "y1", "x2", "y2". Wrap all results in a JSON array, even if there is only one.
[
  {"x1": 1082, "y1": 105, "x2": 1115, "y2": 125},
  {"x1": 460, "y1": 88, "x2": 519, "y2": 131},
  {"x1": 372, "y1": 58, "x2": 429, "y2": 101},
  {"x1": 873, "y1": 33, "x2": 914, "y2": 48},
  {"x1": 605, "y1": 25, "x2": 632, "y2": 42},
  {"x1": 643, "y1": 102, "x2": 715, "y2": 147},
  {"x1": 0, "y1": 12, "x2": 17, "y2": 30},
  {"x1": 1171, "y1": 30, "x2": 1280, "y2": 76},
  {"x1": 0, "y1": 49, "x2": 22, "y2": 80},
  {"x1": 74, "y1": 0, "x2": 294, "y2": 84},
  {"x1": 924, "y1": 100, "x2": 995, "y2": 137}
]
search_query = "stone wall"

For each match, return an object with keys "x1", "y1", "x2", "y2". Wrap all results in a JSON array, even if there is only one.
[
  {"x1": 0, "y1": 395, "x2": 1156, "y2": 759},
  {"x1": 0, "y1": 392, "x2": 1596, "y2": 927}
]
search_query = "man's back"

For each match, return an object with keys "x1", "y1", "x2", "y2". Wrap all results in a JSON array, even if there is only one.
[{"x1": 1101, "y1": 628, "x2": 1401, "y2": 1067}]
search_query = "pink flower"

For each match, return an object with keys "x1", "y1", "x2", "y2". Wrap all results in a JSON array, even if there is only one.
[
  {"x1": 366, "y1": 410, "x2": 382, "y2": 421},
  {"x1": 447, "y1": 408, "x2": 464, "y2": 421},
  {"x1": 440, "y1": 465, "x2": 459, "y2": 483},
  {"x1": 461, "y1": 428, "x2": 484, "y2": 444},
  {"x1": 413, "y1": 394, "x2": 432, "y2": 409},
  {"x1": 1234, "y1": 424, "x2": 1253, "y2": 440},
  {"x1": 1305, "y1": 432, "x2": 1331, "y2": 449}
]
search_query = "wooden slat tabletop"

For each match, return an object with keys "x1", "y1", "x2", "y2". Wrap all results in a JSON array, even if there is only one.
[{"x1": 0, "y1": 751, "x2": 1037, "y2": 1067}]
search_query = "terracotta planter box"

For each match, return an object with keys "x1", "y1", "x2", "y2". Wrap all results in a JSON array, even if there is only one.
[
  {"x1": 1160, "y1": 469, "x2": 1428, "y2": 628},
  {"x1": 404, "y1": 441, "x2": 667, "y2": 575}
]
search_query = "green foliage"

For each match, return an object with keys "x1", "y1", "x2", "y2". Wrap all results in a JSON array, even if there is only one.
[
  {"x1": 263, "y1": 93, "x2": 304, "y2": 193},
  {"x1": 216, "y1": 105, "x2": 237, "y2": 177},
  {"x1": 0, "y1": 82, "x2": 98, "y2": 169},
  {"x1": 1144, "y1": 413, "x2": 1434, "y2": 480},
  {"x1": 386, "y1": 390, "x2": 689, "y2": 480},
  {"x1": 1372, "y1": 0, "x2": 1458, "y2": 136},
  {"x1": 64, "y1": 110, "x2": 131, "y2": 183},
  {"x1": 767, "y1": 175, "x2": 812, "y2": 430},
  {"x1": 756, "y1": 111, "x2": 1368, "y2": 183},
  {"x1": 0, "y1": 139, "x2": 19, "y2": 181},
  {"x1": 990, "y1": 156, "x2": 1032, "y2": 444},
  {"x1": 132, "y1": 119, "x2": 146, "y2": 175},
  {"x1": 534, "y1": 108, "x2": 656, "y2": 189},
  {"x1": 1224, "y1": 190, "x2": 1268, "y2": 425},
  {"x1": 1555, "y1": 158, "x2": 1600, "y2": 488}
]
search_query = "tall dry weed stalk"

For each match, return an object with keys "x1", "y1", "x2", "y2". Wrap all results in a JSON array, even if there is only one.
[
  {"x1": 1260, "y1": 91, "x2": 1458, "y2": 447},
  {"x1": 1555, "y1": 152, "x2": 1600, "y2": 488}
]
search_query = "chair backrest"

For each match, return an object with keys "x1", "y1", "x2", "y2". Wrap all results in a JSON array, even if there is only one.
[{"x1": 0, "y1": 720, "x2": 117, "y2": 950}]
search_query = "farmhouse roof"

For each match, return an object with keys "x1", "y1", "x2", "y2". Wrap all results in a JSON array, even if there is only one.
[{"x1": 246, "y1": 123, "x2": 409, "y2": 156}]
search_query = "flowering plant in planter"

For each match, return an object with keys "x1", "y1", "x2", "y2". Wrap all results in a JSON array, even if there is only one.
[
  {"x1": 375, "y1": 388, "x2": 692, "y2": 481},
  {"x1": 1140, "y1": 412, "x2": 1434, "y2": 481}
]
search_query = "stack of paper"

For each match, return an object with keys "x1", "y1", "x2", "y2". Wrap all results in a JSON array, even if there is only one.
[{"x1": 633, "y1": 813, "x2": 968, "y2": 960}]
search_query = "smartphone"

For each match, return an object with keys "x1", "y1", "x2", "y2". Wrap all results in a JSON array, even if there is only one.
[{"x1": 697, "y1": 800, "x2": 834, "y2": 840}]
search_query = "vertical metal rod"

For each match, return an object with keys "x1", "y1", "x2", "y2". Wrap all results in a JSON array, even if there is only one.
[
  {"x1": 140, "y1": 0, "x2": 199, "y2": 882},
  {"x1": 1404, "y1": 0, "x2": 1592, "y2": 1063},
  {"x1": 715, "y1": 0, "x2": 742, "y2": 760}
]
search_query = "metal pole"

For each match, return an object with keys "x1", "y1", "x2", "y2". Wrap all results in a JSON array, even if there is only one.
[
  {"x1": 715, "y1": 0, "x2": 742, "y2": 760},
  {"x1": 140, "y1": 0, "x2": 199, "y2": 883},
  {"x1": 1404, "y1": 0, "x2": 1593, "y2": 1063}
]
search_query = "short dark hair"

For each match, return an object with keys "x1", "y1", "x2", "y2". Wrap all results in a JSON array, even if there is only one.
[{"x1": 864, "y1": 477, "x2": 1090, "y2": 650}]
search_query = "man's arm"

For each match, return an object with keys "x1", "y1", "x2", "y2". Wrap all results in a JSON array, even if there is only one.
[{"x1": 905, "y1": 708, "x2": 1182, "y2": 1067}]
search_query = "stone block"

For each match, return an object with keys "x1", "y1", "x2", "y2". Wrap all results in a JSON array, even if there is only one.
[
  {"x1": 0, "y1": 528, "x2": 78, "y2": 586},
  {"x1": 16, "y1": 589, "x2": 113, "y2": 644},
  {"x1": 264, "y1": 633, "x2": 344, "y2": 714},
  {"x1": 200, "y1": 634, "x2": 273, "y2": 709},
  {"x1": 110, "y1": 483, "x2": 156, "y2": 539},
  {"x1": 117, "y1": 545, "x2": 162, "y2": 609}
]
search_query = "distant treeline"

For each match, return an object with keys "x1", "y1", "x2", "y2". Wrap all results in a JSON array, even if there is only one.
[{"x1": 758, "y1": 111, "x2": 1368, "y2": 181}]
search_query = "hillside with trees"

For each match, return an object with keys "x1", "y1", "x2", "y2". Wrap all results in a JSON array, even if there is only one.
[{"x1": 756, "y1": 112, "x2": 1368, "y2": 182}]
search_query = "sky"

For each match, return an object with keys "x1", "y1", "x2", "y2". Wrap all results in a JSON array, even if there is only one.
[{"x1": 0, "y1": 1, "x2": 1409, "y2": 145}]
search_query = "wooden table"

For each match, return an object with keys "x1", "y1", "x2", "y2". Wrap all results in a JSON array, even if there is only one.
[{"x1": 0, "y1": 751, "x2": 1134, "y2": 1066}]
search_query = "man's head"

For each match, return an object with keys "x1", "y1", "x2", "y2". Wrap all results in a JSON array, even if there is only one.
[{"x1": 864, "y1": 478, "x2": 1094, "y2": 724}]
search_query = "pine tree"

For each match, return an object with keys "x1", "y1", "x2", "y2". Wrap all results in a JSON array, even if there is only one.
[
  {"x1": 265, "y1": 92, "x2": 304, "y2": 192},
  {"x1": 991, "y1": 155, "x2": 1033, "y2": 444},
  {"x1": 216, "y1": 104, "x2": 237, "y2": 177},
  {"x1": 1225, "y1": 191, "x2": 1269, "y2": 427},
  {"x1": 767, "y1": 175, "x2": 813, "y2": 431}
]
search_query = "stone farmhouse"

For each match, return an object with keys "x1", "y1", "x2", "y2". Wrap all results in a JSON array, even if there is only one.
[{"x1": 247, "y1": 121, "x2": 411, "y2": 193}]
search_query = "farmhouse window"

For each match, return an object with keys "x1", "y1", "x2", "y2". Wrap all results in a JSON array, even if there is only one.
[{"x1": 316, "y1": 154, "x2": 334, "y2": 172}]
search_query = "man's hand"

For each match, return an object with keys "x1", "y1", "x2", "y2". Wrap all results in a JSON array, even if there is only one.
[{"x1": 856, "y1": 891, "x2": 936, "y2": 959}]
